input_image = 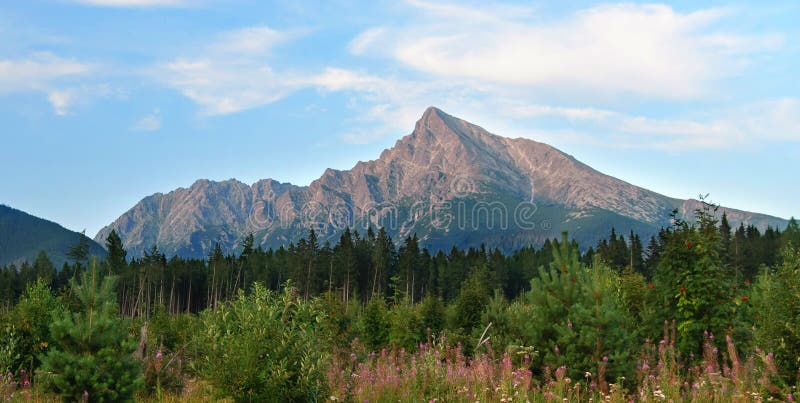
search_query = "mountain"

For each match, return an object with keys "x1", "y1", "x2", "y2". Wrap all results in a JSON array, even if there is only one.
[
  {"x1": 1, "y1": 204, "x2": 107, "y2": 267},
  {"x1": 96, "y1": 107, "x2": 789, "y2": 258}
]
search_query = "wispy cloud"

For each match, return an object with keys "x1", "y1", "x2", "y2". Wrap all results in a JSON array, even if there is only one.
[
  {"x1": 155, "y1": 26, "x2": 303, "y2": 115},
  {"x1": 501, "y1": 98, "x2": 800, "y2": 150},
  {"x1": 0, "y1": 53, "x2": 91, "y2": 95},
  {"x1": 0, "y1": 53, "x2": 106, "y2": 115},
  {"x1": 131, "y1": 110, "x2": 161, "y2": 131},
  {"x1": 64, "y1": 0, "x2": 186, "y2": 7},
  {"x1": 351, "y1": 2, "x2": 782, "y2": 100}
]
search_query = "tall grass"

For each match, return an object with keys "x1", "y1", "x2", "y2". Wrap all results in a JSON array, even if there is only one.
[{"x1": 327, "y1": 326, "x2": 796, "y2": 402}]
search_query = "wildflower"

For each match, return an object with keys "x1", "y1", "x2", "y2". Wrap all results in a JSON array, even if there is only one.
[
  {"x1": 20, "y1": 369, "x2": 26, "y2": 375},
  {"x1": 685, "y1": 241, "x2": 692, "y2": 249},
  {"x1": 602, "y1": 356, "x2": 608, "y2": 362},
  {"x1": 155, "y1": 351, "x2": 163, "y2": 360},
  {"x1": 23, "y1": 380, "x2": 30, "y2": 388},
  {"x1": 732, "y1": 284, "x2": 737, "y2": 289},
  {"x1": 567, "y1": 320, "x2": 573, "y2": 329},
  {"x1": 745, "y1": 278, "x2": 751, "y2": 284},
  {"x1": 648, "y1": 283, "x2": 654, "y2": 289},
  {"x1": 679, "y1": 286, "x2": 686, "y2": 293},
  {"x1": 741, "y1": 296, "x2": 749, "y2": 302},
  {"x1": 83, "y1": 391, "x2": 89, "y2": 399},
  {"x1": 787, "y1": 394, "x2": 793, "y2": 402},
  {"x1": 554, "y1": 345, "x2": 560, "y2": 354}
]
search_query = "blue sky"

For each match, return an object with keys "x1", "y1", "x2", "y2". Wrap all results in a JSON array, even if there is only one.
[{"x1": 1, "y1": 0, "x2": 798, "y2": 237}]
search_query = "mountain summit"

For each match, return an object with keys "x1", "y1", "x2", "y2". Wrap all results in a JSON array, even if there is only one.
[{"x1": 96, "y1": 107, "x2": 788, "y2": 257}]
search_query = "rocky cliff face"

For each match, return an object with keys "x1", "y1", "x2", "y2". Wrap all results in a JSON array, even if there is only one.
[{"x1": 95, "y1": 107, "x2": 789, "y2": 257}]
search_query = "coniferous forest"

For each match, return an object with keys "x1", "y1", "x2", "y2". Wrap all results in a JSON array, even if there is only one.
[{"x1": 1, "y1": 206, "x2": 799, "y2": 402}]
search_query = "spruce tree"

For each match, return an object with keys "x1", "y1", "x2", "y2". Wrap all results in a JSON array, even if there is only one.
[{"x1": 103, "y1": 230, "x2": 127, "y2": 274}]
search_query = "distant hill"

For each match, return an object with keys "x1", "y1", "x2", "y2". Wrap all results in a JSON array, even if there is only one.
[
  {"x1": 96, "y1": 107, "x2": 790, "y2": 258},
  {"x1": 0, "y1": 204, "x2": 107, "y2": 267}
]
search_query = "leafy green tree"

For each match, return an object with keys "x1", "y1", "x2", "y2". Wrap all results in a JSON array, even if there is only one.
[
  {"x1": 9, "y1": 279, "x2": 64, "y2": 372},
  {"x1": 199, "y1": 282, "x2": 330, "y2": 402},
  {"x1": 752, "y1": 245, "x2": 800, "y2": 383},
  {"x1": 388, "y1": 300, "x2": 423, "y2": 350},
  {"x1": 654, "y1": 206, "x2": 738, "y2": 354},
  {"x1": 40, "y1": 264, "x2": 142, "y2": 402}
]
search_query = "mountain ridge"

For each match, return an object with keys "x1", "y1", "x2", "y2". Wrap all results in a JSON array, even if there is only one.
[
  {"x1": 1, "y1": 204, "x2": 107, "y2": 267},
  {"x1": 95, "y1": 107, "x2": 789, "y2": 258}
]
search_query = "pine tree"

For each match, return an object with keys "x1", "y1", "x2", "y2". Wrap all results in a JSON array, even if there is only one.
[
  {"x1": 719, "y1": 212, "x2": 732, "y2": 265},
  {"x1": 104, "y1": 230, "x2": 127, "y2": 274},
  {"x1": 66, "y1": 230, "x2": 91, "y2": 276},
  {"x1": 522, "y1": 233, "x2": 637, "y2": 382},
  {"x1": 782, "y1": 217, "x2": 800, "y2": 249},
  {"x1": 40, "y1": 261, "x2": 142, "y2": 402}
]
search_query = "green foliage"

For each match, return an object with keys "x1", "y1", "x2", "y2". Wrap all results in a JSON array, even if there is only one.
[
  {"x1": 752, "y1": 245, "x2": 800, "y2": 382},
  {"x1": 40, "y1": 267, "x2": 142, "y2": 402},
  {"x1": 388, "y1": 300, "x2": 425, "y2": 350},
  {"x1": 360, "y1": 295, "x2": 390, "y2": 351},
  {"x1": 8, "y1": 279, "x2": 63, "y2": 372},
  {"x1": 103, "y1": 230, "x2": 127, "y2": 274},
  {"x1": 451, "y1": 269, "x2": 491, "y2": 333},
  {"x1": 654, "y1": 206, "x2": 739, "y2": 353},
  {"x1": 518, "y1": 233, "x2": 638, "y2": 381},
  {"x1": 418, "y1": 295, "x2": 445, "y2": 337},
  {"x1": 0, "y1": 320, "x2": 20, "y2": 375},
  {"x1": 198, "y1": 282, "x2": 330, "y2": 402}
]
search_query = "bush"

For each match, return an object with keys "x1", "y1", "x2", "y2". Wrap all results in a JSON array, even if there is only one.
[
  {"x1": 8, "y1": 279, "x2": 63, "y2": 372},
  {"x1": 752, "y1": 245, "x2": 800, "y2": 384},
  {"x1": 198, "y1": 282, "x2": 330, "y2": 402},
  {"x1": 359, "y1": 295, "x2": 390, "y2": 351}
]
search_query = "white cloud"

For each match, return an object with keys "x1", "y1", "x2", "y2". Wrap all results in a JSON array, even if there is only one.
[
  {"x1": 44, "y1": 85, "x2": 113, "y2": 116},
  {"x1": 211, "y1": 26, "x2": 288, "y2": 55},
  {"x1": 505, "y1": 104, "x2": 618, "y2": 121},
  {"x1": 0, "y1": 53, "x2": 104, "y2": 115},
  {"x1": 65, "y1": 0, "x2": 186, "y2": 7},
  {"x1": 502, "y1": 98, "x2": 800, "y2": 150},
  {"x1": 350, "y1": 2, "x2": 782, "y2": 100},
  {"x1": 156, "y1": 26, "x2": 302, "y2": 115},
  {"x1": 131, "y1": 110, "x2": 162, "y2": 131},
  {"x1": 47, "y1": 90, "x2": 73, "y2": 116},
  {"x1": 159, "y1": 59, "x2": 300, "y2": 115},
  {"x1": 0, "y1": 53, "x2": 91, "y2": 95}
]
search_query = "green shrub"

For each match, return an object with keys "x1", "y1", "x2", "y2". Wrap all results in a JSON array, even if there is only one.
[
  {"x1": 752, "y1": 245, "x2": 800, "y2": 384},
  {"x1": 359, "y1": 295, "x2": 390, "y2": 351},
  {"x1": 198, "y1": 282, "x2": 330, "y2": 402},
  {"x1": 8, "y1": 279, "x2": 63, "y2": 372}
]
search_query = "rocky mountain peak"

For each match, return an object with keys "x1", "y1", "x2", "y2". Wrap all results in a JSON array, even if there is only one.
[{"x1": 95, "y1": 107, "x2": 789, "y2": 258}]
